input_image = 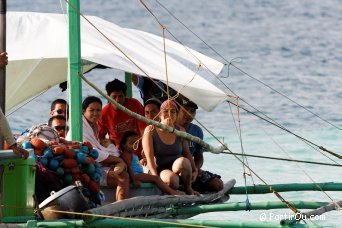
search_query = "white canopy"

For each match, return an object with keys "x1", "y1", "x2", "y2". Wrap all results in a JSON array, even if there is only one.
[{"x1": 6, "y1": 12, "x2": 227, "y2": 112}]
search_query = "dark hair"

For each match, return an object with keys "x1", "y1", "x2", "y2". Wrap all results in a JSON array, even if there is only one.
[
  {"x1": 48, "y1": 115, "x2": 66, "y2": 126},
  {"x1": 182, "y1": 100, "x2": 198, "y2": 110},
  {"x1": 144, "y1": 98, "x2": 162, "y2": 109},
  {"x1": 119, "y1": 131, "x2": 138, "y2": 152},
  {"x1": 105, "y1": 79, "x2": 127, "y2": 95},
  {"x1": 50, "y1": 99, "x2": 67, "y2": 111},
  {"x1": 82, "y1": 96, "x2": 102, "y2": 111}
]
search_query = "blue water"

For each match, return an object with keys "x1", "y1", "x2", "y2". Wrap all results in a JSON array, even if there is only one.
[{"x1": 7, "y1": 0, "x2": 342, "y2": 226}]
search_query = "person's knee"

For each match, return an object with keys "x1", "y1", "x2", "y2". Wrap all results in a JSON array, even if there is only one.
[
  {"x1": 118, "y1": 171, "x2": 130, "y2": 185},
  {"x1": 172, "y1": 157, "x2": 191, "y2": 173},
  {"x1": 160, "y1": 171, "x2": 179, "y2": 190},
  {"x1": 169, "y1": 174, "x2": 180, "y2": 190}
]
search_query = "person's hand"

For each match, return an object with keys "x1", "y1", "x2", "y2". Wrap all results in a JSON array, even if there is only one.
[
  {"x1": 113, "y1": 156, "x2": 124, "y2": 164},
  {"x1": 105, "y1": 155, "x2": 125, "y2": 166},
  {"x1": 112, "y1": 161, "x2": 126, "y2": 175},
  {"x1": 139, "y1": 158, "x2": 147, "y2": 166},
  {"x1": 197, "y1": 168, "x2": 202, "y2": 177},
  {"x1": 11, "y1": 144, "x2": 29, "y2": 159},
  {"x1": 100, "y1": 138, "x2": 112, "y2": 148},
  {"x1": 0, "y1": 52, "x2": 8, "y2": 69}
]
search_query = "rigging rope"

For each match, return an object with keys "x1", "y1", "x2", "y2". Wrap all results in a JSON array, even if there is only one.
[
  {"x1": 140, "y1": 1, "x2": 217, "y2": 77},
  {"x1": 63, "y1": 0, "x2": 336, "y2": 219},
  {"x1": 132, "y1": 4, "x2": 342, "y2": 162},
  {"x1": 235, "y1": 97, "x2": 253, "y2": 211},
  {"x1": 146, "y1": 0, "x2": 341, "y2": 178},
  {"x1": 0, "y1": 204, "x2": 210, "y2": 228},
  {"x1": 134, "y1": 1, "x2": 339, "y2": 217},
  {"x1": 80, "y1": 71, "x2": 303, "y2": 216},
  {"x1": 221, "y1": 151, "x2": 342, "y2": 167},
  {"x1": 28, "y1": 1, "x2": 338, "y2": 167},
  {"x1": 148, "y1": 3, "x2": 342, "y2": 201},
  {"x1": 65, "y1": 0, "x2": 199, "y2": 112},
  {"x1": 154, "y1": 0, "x2": 341, "y2": 131},
  {"x1": 161, "y1": 26, "x2": 170, "y2": 102},
  {"x1": 45, "y1": 209, "x2": 211, "y2": 228},
  {"x1": 227, "y1": 100, "x2": 342, "y2": 162},
  {"x1": 140, "y1": 0, "x2": 200, "y2": 106},
  {"x1": 261, "y1": 128, "x2": 341, "y2": 209}
]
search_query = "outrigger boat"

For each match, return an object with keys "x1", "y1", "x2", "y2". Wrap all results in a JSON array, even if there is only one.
[{"x1": 1, "y1": 1, "x2": 341, "y2": 227}]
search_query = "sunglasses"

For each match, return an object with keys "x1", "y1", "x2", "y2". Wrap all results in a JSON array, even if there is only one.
[
  {"x1": 54, "y1": 126, "x2": 67, "y2": 131},
  {"x1": 53, "y1": 109, "x2": 68, "y2": 115}
]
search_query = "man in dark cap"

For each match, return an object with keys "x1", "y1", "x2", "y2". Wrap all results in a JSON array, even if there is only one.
[{"x1": 177, "y1": 98, "x2": 223, "y2": 193}]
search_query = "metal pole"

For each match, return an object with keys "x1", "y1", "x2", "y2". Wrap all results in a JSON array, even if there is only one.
[
  {"x1": 0, "y1": 0, "x2": 6, "y2": 149},
  {"x1": 125, "y1": 72, "x2": 132, "y2": 98},
  {"x1": 67, "y1": 0, "x2": 82, "y2": 141}
]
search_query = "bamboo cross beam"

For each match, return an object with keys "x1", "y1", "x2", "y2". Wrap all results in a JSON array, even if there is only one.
[
  {"x1": 281, "y1": 201, "x2": 341, "y2": 226},
  {"x1": 303, "y1": 201, "x2": 342, "y2": 217},
  {"x1": 81, "y1": 74, "x2": 226, "y2": 154}
]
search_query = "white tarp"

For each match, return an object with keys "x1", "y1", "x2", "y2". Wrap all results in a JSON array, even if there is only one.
[{"x1": 7, "y1": 12, "x2": 227, "y2": 112}]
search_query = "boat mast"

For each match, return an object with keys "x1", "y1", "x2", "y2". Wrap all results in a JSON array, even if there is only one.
[
  {"x1": 0, "y1": 0, "x2": 6, "y2": 149},
  {"x1": 125, "y1": 72, "x2": 132, "y2": 98},
  {"x1": 68, "y1": 0, "x2": 82, "y2": 141}
]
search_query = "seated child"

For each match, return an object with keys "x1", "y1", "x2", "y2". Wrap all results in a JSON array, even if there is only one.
[{"x1": 119, "y1": 131, "x2": 184, "y2": 195}]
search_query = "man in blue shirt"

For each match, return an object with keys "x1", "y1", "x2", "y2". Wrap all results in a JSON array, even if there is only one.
[
  {"x1": 132, "y1": 74, "x2": 177, "y2": 104},
  {"x1": 177, "y1": 99, "x2": 223, "y2": 193}
]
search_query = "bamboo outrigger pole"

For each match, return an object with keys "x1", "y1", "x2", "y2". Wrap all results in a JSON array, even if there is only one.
[
  {"x1": 0, "y1": 0, "x2": 6, "y2": 149},
  {"x1": 229, "y1": 182, "x2": 342, "y2": 195},
  {"x1": 167, "y1": 201, "x2": 330, "y2": 215}
]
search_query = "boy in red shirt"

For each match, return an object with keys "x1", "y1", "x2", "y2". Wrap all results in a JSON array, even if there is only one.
[{"x1": 98, "y1": 79, "x2": 145, "y2": 158}]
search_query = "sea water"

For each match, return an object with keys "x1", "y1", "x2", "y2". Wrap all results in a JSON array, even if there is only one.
[{"x1": 7, "y1": 0, "x2": 342, "y2": 226}]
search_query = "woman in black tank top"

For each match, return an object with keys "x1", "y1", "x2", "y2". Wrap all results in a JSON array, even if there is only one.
[{"x1": 142, "y1": 100, "x2": 199, "y2": 195}]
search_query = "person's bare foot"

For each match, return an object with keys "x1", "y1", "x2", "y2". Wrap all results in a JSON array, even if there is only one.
[
  {"x1": 175, "y1": 190, "x2": 185, "y2": 195},
  {"x1": 168, "y1": 189, "x2": 185, "y2": 195},
  {"x1": 185, "y1": 188, "x2": 200, "y2": 196}
]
